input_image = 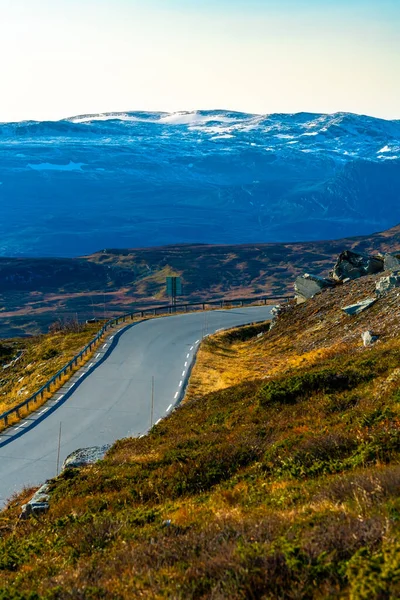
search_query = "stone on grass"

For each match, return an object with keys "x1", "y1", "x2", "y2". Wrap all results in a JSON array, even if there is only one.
[
  {"x1": 332, "y1": 250, "x2": 384, "y2": 282},
  {"x1": 294, "y1": 273, "x2": 336, "y2": 303},
  {"x1": 62, "y1": 444, "x2": 111, "y2": 470},
  {"x1": 20, "y1": 482, "x2": 51, "y2": 519},
  {"x1": 341, "y1": 298, "x2": 377, "y2": 316},
  {"x1": 376, "y1": 274, "x2": 400, "y2": 296},
  {"x1": 384, "y1": 253, "x2": 400, "y2": 272},
  {"x1": 361, "y1": 331, "x2": 379, "y2": 346}
]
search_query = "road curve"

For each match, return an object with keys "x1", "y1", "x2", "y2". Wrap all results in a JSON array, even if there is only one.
[{"x1": 0, "y1": 306, "x2": 273, "y2": 506}]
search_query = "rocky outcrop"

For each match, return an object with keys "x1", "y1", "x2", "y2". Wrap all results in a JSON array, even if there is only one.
[
  {"x1": 62, "y1": 444, "x2": 111, "y2": 470},
  {"x1": 294, "y1": 273, "x2": 336, "y2": 303},
  {"x1": 384, "y1": 253, "x2": 400, "y2": 272},
  {"x1": 341, "y1": 298, "x2": 377, "y2": 316},
  {"x1": 332, "y1": 250, "x2": 384, "y2": 282},
  {"x1": 376, "y1": 274, "x2": 400, "y2": 296}
]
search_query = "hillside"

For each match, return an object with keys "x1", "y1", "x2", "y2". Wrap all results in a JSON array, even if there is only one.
[
  {"x1": 1, "y1": 271, "x2": 400, "y2": 598},
  {"x1": 1, "y1": 111, "x2": 400, "y2": 258},
  {"x1": 2, "y1": 223, "x2": 400, "y2": 337}
]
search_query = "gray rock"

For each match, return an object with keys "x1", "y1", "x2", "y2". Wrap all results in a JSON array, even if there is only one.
[
  {"x1": 341, "y1": 298, "x2": 377, "y2": 316},
  {"x1": 295, "y1": 273, "x2": 336, "y2": 303},
  {"x1": 384, "y1": 253, "x2": 400, "y2": 272},
  {"x1": 62, "y1": 444, "x2": 111, "y2": 470},
  {"x1": 332, "y1": 250, "x2": 384, "y2": 282},
  {"x1": 20, "y1": 482, "x2": 51, "y2": 519},
  {"x1": 361, "y1": 331, "x2": 379, "y2": 346},
  {"x1": 376, "y1": 274, "x2": 400, "y2": 296}
]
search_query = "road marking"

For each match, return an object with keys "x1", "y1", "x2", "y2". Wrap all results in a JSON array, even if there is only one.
[
  {"x1": 88, "y1": 363, "x2": 94, "y2": 368},
  {"x1": 39, "y1": 408, "x2": 49, "y2": 415},
  {"x1": 156, "y1": 418, "x2": 162, "y2": 425},
  {"x1": 96, "y1": 353, "x2": 101, "y2": 359},
  {"x1": 58, "y1": 395, "x2": 64, "y2": 401},
  {"x1": 103, "y1": 344, "x2": 108, "y2": 349},
  {"x1": 216, "y1": 328, "x2": 223, "y2": 332},
  {"x1": 78, "y1": 373, "x2": 84, "y2": 379},
  {"x1": 184, "y1": 361, "x2": 188, "y2": 367},
  {"x1": 110, "y1": 335, "x2": 114, "y2": 340},
  {"x1": 179, "y1": 380, "x2": 183, "y2": 387},
  {"x1": 174, "y1": 392, "x2": 179, "y2": 399},
  {"x1": 190, "y1": 346, "x2": 194, "y2": 351},
  {"x1": 195, "y1": 339, "x2": 200, "y2": 344},
  {"x1": 182, "y1": 371, "x2": 186, "y2": 377},
  {"x1": 69, "y1": 384, "x2": 75, "y2": 390},
  {"x1": 166, "y1": 404, "x2": 173, "y2": 412},
  {"x1": 186, "y1": 353, "x2": 190, "y2": 358},
  {"x1": 16, "y1": 421, "x2": 29, "y2": 430}
]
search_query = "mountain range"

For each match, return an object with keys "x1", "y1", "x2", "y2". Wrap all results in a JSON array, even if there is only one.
[{"x1": 1, "y1": 110, "x2": 400, "y2": 257}]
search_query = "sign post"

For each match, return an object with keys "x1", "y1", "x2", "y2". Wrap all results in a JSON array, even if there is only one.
[{"x1": 166, "y1": 276, "x2": 182, "y2": 310}]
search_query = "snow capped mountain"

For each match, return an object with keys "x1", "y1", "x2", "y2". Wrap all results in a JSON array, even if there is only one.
[{"x1": 0, "y1": 110, "x2": 399, "y2": 257}]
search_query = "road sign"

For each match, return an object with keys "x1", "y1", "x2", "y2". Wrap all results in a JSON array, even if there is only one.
[{"x1": 166, "y1": 277, "x2": 182, "y2": 304}]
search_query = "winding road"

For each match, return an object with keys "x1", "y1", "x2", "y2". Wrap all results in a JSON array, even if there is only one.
[{"x1": 0, "y1": 306, "x2": 273, "y2": 506}]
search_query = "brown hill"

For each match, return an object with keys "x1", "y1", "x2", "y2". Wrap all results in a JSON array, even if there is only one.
[{"x1": 1, "y1": 224, "x2": 400, "y2": 337}]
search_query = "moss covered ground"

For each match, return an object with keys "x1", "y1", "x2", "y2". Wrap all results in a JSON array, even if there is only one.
[{"x1": 1, "y1": 276, "x2": 400, "y2": 598}]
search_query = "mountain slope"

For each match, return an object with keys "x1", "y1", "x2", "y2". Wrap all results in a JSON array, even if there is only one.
[
  {"x1": 2, "y1": 223, "x2": 400, "y2": 337},
  {"x1": 1, "y1": 111, "x2": 399, "y2": 257},
  {"x1": 2, "y1": 272, "x2": 400, "y2": 598}
]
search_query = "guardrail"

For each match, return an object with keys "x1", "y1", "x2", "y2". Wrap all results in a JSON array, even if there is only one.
[{"x1": 0, "y1": 294, "x2": 291, "y2": 429}]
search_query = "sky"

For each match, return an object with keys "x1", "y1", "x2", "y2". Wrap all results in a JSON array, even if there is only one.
[{"x1": 0, "y1": 0, "x2": 399, "y2": 122}]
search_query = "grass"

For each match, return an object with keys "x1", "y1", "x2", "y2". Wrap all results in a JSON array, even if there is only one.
[
  {"x1": 0, "y1": 322, "x2": 104, "y2": 430},
  {"x1": 2, "y1": 278, "x2": 400, "y2": 597}
]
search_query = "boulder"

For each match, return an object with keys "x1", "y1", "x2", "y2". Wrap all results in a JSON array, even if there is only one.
[
  {"x1": 341, "y1": 298, "x2": 377, "y2": 316},
  {"x1": 62, "y1": 444, "x2": 111, "y2": 470},
  {"x1": 361, "y1": 331, "x2": 379, "y2": 346},
  {"x1": 376, "y1": 274, "x2": 400, "y2": 296},
  {"x1": 294, "y1": 273, "x2": 336, "y2": 303},
  {"x1": 384, "y1": 253, "x2": 400, "y2": 272},
  {"x1": 332, "y1": 250, "x2": 384, "y2": 282},
  {"x1": 20, "y1": 482, "x2": 51, "y2": 519}
]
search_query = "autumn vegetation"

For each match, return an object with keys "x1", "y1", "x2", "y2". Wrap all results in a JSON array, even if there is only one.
[{"x1": 1, "y1": 273, "x2": 400, "y2": 598}]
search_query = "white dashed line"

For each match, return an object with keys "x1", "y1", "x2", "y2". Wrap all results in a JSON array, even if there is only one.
[
  {"x1": 190, "y1": 346, "x2": 194, "y2": 351},
  {"x1": 88, "y1": 363, "x2": 94, "y2": 368},
  {"x1": 179, "y1": 380, "x2": 183, "y2": 388},
  {"x1": 174, "y1": 392, "x2": 179, "y2": 399},
  {"x1": 69, "y1": 384, "x2": 75, "y2": 390},
  {"x1": 110, "y1": 336, "x2": 114, "y2": 340},
  {"x1": 103, "y1": 344, "x2": 108, "y2": 349},
  {"x1": 184, "y1": 362, "x2": 188, "y2": 367},
  {"x1": 166, "y1": 404, "x2": 173, "y2": 412},
  {"x1": 182, "y1": 371, "x2": 186, "y2": 377},
  {"x1": 39, "y1": 408, "x2": 49, "y2": 415},
  {"x1": 58, "y1": 395, "x2": 64, "y2": 401},
  {"x1": 96, "y1": 353, "x2": 101, "y2": 359},
  {"x1": 195, "y1": 339, "x2": 200, "y2": 344},
  {"x1": 16, "y1": 421, "x2": 29, "y2": 430},
  {"x1": 187, "y1": 353, "x2": 190, "y2": 358},
  {"x1": 156, "y1": 418, "x2": 162, "y2": 425}
]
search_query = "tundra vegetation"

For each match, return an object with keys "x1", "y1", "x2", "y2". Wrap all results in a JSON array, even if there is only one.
[{"x1": 1, "y1": 274, "x2": 400, "y2": 598}]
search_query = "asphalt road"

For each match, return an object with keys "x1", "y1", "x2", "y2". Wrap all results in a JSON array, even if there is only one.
[{"x1": 0, "y1": 306, "x2": 273, "y2": 506}]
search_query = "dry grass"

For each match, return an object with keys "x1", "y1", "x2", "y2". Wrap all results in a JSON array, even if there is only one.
[{"x1": 2, "y1": 276, "x2": 400, "y2": 598}]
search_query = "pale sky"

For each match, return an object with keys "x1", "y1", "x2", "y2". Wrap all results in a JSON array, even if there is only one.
[{"x1": 0, "y1": 0, "x2": 399, "y2": 122}]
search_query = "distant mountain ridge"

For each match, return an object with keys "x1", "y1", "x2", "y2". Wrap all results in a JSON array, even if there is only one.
[{"x1": 0, "y1": 110, "x2": 400, "y2": 257}]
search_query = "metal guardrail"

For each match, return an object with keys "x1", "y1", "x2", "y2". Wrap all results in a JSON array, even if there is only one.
[{"x1": 0, "y1": 294, "x2": 291, "y2": 428}]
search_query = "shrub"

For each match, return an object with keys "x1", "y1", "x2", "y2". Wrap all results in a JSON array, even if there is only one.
[{"x1": 258, "y1": 368, "x2": 369, "y2": 406}]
